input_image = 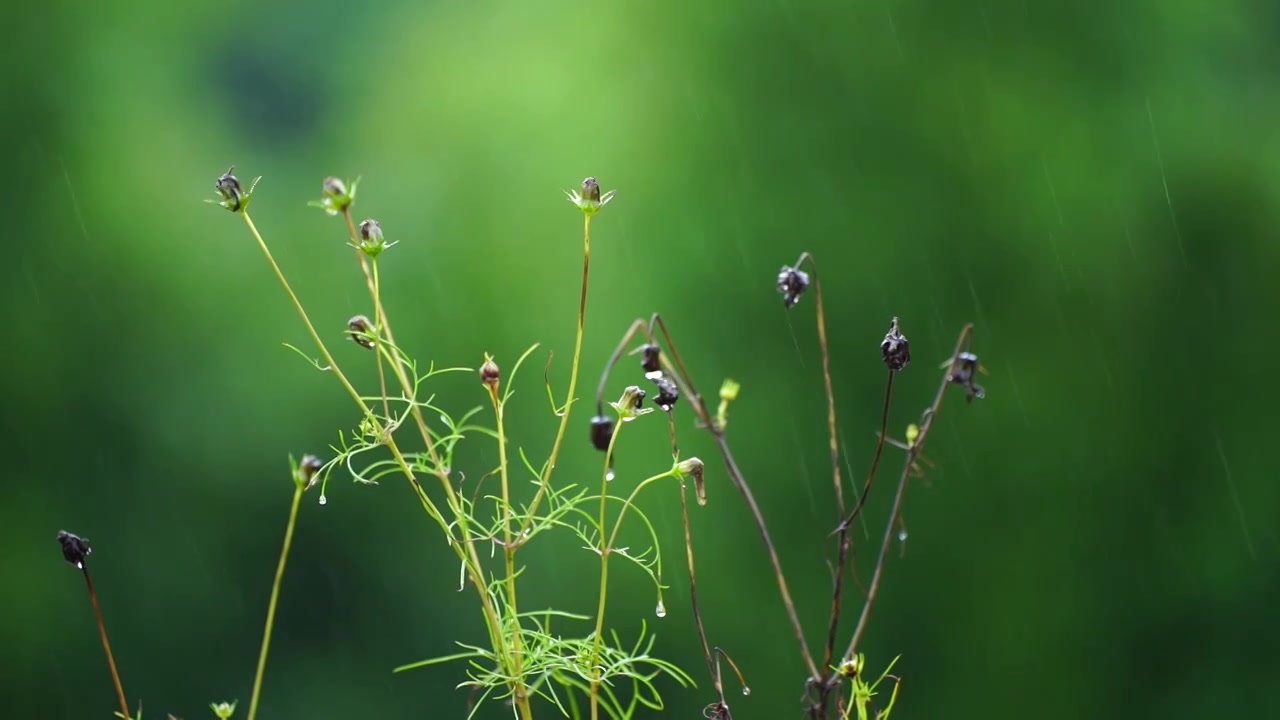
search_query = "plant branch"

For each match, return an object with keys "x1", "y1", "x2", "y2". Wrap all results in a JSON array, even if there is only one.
[
  {"x1": 794, "y1": 252, "x2": 844, "y2": 516},
  {"x1": 82, "y1": 566, "x2": 129, "y2": 720},
  {"x1": 247, "y1": 483, "x2": 303, "y2": 720}
]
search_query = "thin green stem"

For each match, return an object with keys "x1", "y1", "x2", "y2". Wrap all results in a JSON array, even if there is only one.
[
  {"x1": 371, "y1": 259, "x2": 393, "y2": 426},
  {"x1": 588, "y1": 415, "x2": 623, "y2": 720},
  {"x1": 520, "y1": 213, "x2": 592, "y2": 539},
  {"x1": 246, "y1": 483, "x2": 304, "y2": 720},
  {"x1": 489, "y1": 382, "x2": 534, "y2": 720},
  {"x1": 240, "y1": 210, "x2": 509, "y2": 675}
]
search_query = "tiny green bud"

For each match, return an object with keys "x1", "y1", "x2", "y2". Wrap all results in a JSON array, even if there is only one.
[
  {"x1": 309, "y1": 175, "x2": 359, "y2": 216},
  {"x1": 565, "y1": 176, "x2": 616, "y2": 214},
  {"x1": 355, "y1": 218, "x2": 396, "y2": 257},
  {"x1": 323, "y1": 176, "x2": 348, "y2": 201},
  {"x1": 676, "y1": 457, "x2": 706, "y2": 506},
  {"x1": 347, "y1": 315, "x2": 376, "y2": 349},
  {"x1": 210, "y1": 700, "x2": 238, "y2": 719},
  {"x1": 480, "y1": 354, "x2": 500, "y2": 389},
  {"x1": 610, "y1": 385, "x2": 653, "y2": 421}
]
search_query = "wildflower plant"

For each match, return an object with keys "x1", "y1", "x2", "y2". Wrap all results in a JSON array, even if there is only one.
[{"x1": 59, "y1": 166, "x2": 984, "y2": 720}]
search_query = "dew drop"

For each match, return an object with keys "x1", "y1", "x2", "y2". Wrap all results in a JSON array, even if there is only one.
[
  {"x1": 897, "y1": 529, "x2": 908, "y2": 542},
  {"x1": 742, "y1": 687, "x2": 751, "y2": 697},
  {"x1": 75, "y1": 562, "x2": 83, "y2": 570},
  {"x1": 655, "y1": 600, "x2": 667, "y2": 618},
  {"x1": 606, "y1": 468, "x2": 616, "y2": 482},
  {"x1": 319, "y1": 495, "x2": 328, "y2": 506}
]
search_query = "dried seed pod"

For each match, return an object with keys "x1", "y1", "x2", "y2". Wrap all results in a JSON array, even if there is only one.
[
  {"x1": 678, "y1": 457, "x2": 707, "y2": 506},
  {"x1": 323, "y1": 176, "x2": 348, "y2": 201},
  {"x1": 948, "y1": 351, "x2": 986, "y2": 402},
  {"x1": 215, "y1": 167, "x2": 244, "y2": 210},
  {"x1": 590, "y1": 415, "x2": 615, "y2": 451},
  {"x1": 358, "y1": 218, "x2": 382, "y2": 243},
  {"x1": 640, "y1": 344, "x2": 661, "y2": 373},
  {"x1": 650, "y1": 372, "x2": 680, "y2": 411},
  {"x1": 776, "y1": 265, "x2": 810, "y2": 308},
  {"x1": 880, "y1": 317, "x2": 911, "y2": 371},
  {"x1": 56, "y1": 530, "x2": 92, "y2": 569}
]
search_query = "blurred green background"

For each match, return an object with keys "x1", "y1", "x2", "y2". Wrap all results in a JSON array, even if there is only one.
[{"x1": 6, "y1": 0, "x2": 1278, "y2": 717}]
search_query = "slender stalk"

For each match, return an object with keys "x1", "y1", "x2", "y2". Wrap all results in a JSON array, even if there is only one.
[
  {"x1": 828, "y1": 325, "x2": 974, "y2": 696},
  {"x1": 246, "y1": 483, "x2": 304, "y2": 720},
  {"x1": 588, "y1": 418, "x2": 625, "y2": 720},
  {"x1": 82, "y1": 567, "x2": 129, "y2": 720},
  {"x1": 241, "y1": 211, "x2": 511, "y2": 680},
  {"x1": 370, "y1": 259, "x2": 393, "y2": 425},
  {"x1": 488, "y1": 381, "x2": 534, "y2": 720},
  {"x1": 823, "y1": 371, "x2": 896, "y2": 675},
  {"x1": 520, "y1": 213, "x2": 592, "y2": 537},
  {"x1": 794, "y1": 253, "x2": 844, "y2": 515},
  {"x1": 677, "y1": 478, "x2": 717, "y2": 688}
]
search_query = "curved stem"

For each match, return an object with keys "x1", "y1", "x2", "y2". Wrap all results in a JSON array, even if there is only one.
[
  {"x1": 518, "y1": 214, "x2": 593, "y2": 539},
  {"x1": 247, "y1": 483, "x2": 303, "y2": 720},
  {"x1": 371, "y1": 259, "x2": 393, "y2": 425}
]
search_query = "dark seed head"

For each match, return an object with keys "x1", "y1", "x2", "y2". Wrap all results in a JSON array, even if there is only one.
[
  {"x1": 581, "y1": 177, "x2": 601, "y2": 203},
  {"x1": 347, "y1": 315, "x2": 376, "y2": 349},
  {"x1": 949, "y1": 351, "x2": 986, "y2": 402},
  {"x1": 479, "y1": 355, "x2": 501, "y2": 388},
  {"x1": 590, "y1": 415, "x2": 615, "y2": 451},
  {"x1": 640, "y1": 344, "x2": 661, "y2": 374},
  {"x1": 776, "y1": 266, "x2": 810, "y2": 308},
  {"x1": 650, "y1": 372, "x2": 680, "y2": 412},
  {"x1": 880, "y1": 317, "x2": 911, "y2": 371},
  {"x1": 56, "y1": 530, "x2": 92, "y2": 568}
]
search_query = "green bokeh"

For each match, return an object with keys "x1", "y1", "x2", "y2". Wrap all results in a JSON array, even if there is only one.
[{"x1": 6, "y1": 0, "x2": 1279, "y2": 717}]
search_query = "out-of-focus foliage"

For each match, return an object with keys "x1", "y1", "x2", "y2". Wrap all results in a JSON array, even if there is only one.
[{"x1": 4, "y1": 0, "x2": 1278, "y2": 717}]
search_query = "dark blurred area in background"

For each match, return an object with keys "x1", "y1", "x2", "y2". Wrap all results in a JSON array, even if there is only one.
[{"x1": 4, "y1": 1, "x2": 1277, "y2": 717}]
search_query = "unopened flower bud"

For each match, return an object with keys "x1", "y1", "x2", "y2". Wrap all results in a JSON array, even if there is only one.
[
  {"x1": 677, "y1": 457, "x2": 707, "y2": 506},
  {"x1": 880, "y1": 317, "x2": 911, "y2": 371},
  {"x1": 211, "y1": 166, "x2": 258, "y2": 212},
  {"x1": 640, "y1": 344, "x2": 661, "y2": 373},
  {"x1": 776, "y1": 265, "x2": 810, "y2": 308},
  {"x1": 297, "y1": 454, "x2": 324, "y2": 491},
  {"x1": 480, "y1": 354, "x2": 500, "y2": 388},
  {"x1": 210, "y1": 700, "x2": 238, "y2": 719},
  {"x1": 590, "y1": 415, "x2": 615, "y2": 451},
  {"x1": 347, "y1": 315, "x2": 376, "y2": 349},
  {"x1": 56, "y1": 530, "x2": 92, "y2": 569},
  {"x1": 566, "y1": 176, "x2": 616, "y2": 214},
  {"x1": 359, "y1": 218, "x2": 382, "y2": 242},
  {"x1": 323, "y1": 176, "x2": 347, "y2": 200}
]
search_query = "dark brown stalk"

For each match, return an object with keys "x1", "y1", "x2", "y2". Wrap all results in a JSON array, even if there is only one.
[
  {"x1": 812, "y1": 324, "x2": 974, "y2": 719},
  {"x1": 793, "y1": 253, "x2": 844, "y2": 516},
  {"x1": 821, "y1": 370, "x2": 895, "y2": 681},
  {"x1": 83, "y1": 567, "x2": 130, "y2": 720},
  {"x1": 601, "y1": 314, "x2": 821, "y2": 682}
]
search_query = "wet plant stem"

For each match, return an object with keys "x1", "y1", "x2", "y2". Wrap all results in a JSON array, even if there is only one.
[
  {"x1": 370, "y1": 258, "x2": 393, "y2": 425},
  {"x1": 520, "y1": 213, "x2": 592, "y2": 539},
  {"x1": 82, "y1": 566, "x2": 129, "y2": 720},
  {"x1": 246, "y1": 483, "x2": 303, "y2": 720},
  {"x1": 824, "y1": 370, "x2": 896, "y2": 675},
  {"x1": 488, "y1": 384, "x2": 534, "y2": 720},
  {"x1": 240, "y1": 211, "x2": 512, "y2": 689},
  {"x1": 588, "y1": 417, "x2": 625, "y2": 720}
]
